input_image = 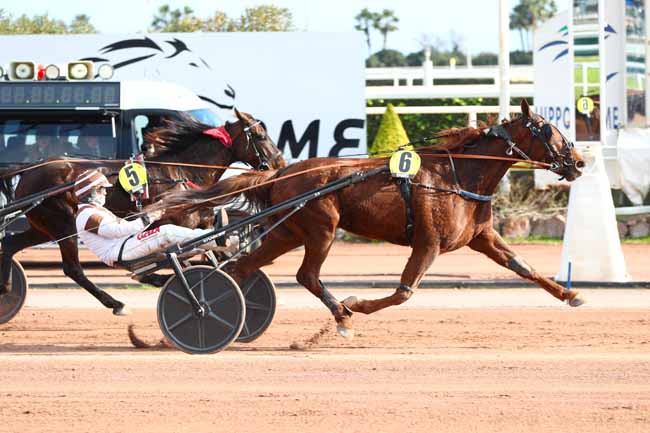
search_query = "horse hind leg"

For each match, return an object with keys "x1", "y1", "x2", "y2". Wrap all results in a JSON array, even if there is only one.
[
  {"x1": 468, "y1": 228, "x2": 584, "y2": 306},
  {"x1": 57, "y1": 237, "x2": 129, "y2": 315},
  {"x1": 295, "y1": 228, "x2": 359, "y2": 339},
  {"x1": 1, "y1": 228, "x2": 49, "y2": 294},
  {"x1": 343, "y1": 241, "x2": 440, "y2": 316}
]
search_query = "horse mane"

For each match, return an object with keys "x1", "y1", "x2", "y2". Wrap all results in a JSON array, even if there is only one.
[
  {"x1": 144, "y1": 113, "x2": 217, "y2": 158},
  {"x1": 426, "y1": 117, "x2": 516, "y2": 152}
]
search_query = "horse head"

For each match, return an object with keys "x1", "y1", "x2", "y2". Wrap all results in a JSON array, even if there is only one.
[
  {"x1": 501, "y1": 100, "x2": 585, "y2": 181},
  {"x1": 224, "y1": 109, "x2": 286, "y2": 171}
]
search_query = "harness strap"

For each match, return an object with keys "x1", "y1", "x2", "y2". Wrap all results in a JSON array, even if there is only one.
[
  {"x1": 485, "y1": 124, "x2": 531, "y2": 161},
  {"x1": 412, "y1": 182, "x2": 494, "y2": 202},
  {"x1": 117, "y1": 234, "x2": 136, "y2": 266},
  {"x1": 396, "y1": 178, "x2": 414, "y2": 245},
  {"x1": 416, "y1": 149, "x2": 494, "y2": 202}
]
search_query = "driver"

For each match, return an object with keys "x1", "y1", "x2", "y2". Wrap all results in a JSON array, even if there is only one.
[{"x1": 74, "y1": 169, "x2": 227, "y2": 267}]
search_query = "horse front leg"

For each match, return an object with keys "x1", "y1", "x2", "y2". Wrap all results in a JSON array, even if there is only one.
[
  {"x1": 468, "y1": 227, "x2": 585, "y2": 306},
  {"x1": 1, "y1": 228, "x2": 49, "y2": 294},
  {"x1": 57, "y1": 236, "x2": 129, "y2": 315},
  {"x1": 342, "y1": 240, "x2": 440, "y2": 316}
]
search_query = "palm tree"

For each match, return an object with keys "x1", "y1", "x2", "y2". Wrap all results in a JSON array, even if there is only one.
[
  {"x1": 510, "y1": 0, "x2": 557, "y2": 51},
  {"x1": 374, "y1": 9, "x2": 399, "y2": 51},
  {"x1": 354, "y1": 8, "x2": 377, "y2": 53}
]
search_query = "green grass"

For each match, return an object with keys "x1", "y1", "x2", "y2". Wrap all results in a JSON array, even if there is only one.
[
  {"x1": 623, "y1": 236, "x2": 650, "y2": 244},
  {"x1": 505, "y1": 236, "x2": 563, "y2": 245},
  {"x1": 574, "y1": 67, "x2": 600, "y2": 84},
  {"x1": 504, "y1": 236, "x2": 650, "y2": 245},
  {"x1": 573, "y1": 64, "x2": 645, "y2": 91}
]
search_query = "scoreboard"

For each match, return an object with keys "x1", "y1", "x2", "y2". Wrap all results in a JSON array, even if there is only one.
[{"x1": 0, "y1": 82, "x2": 120, "y2": 109}]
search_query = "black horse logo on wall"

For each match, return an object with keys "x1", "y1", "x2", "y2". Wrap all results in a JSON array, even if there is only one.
[{"x1": 81, "y1": 36, "x2": 236, "y2": 109}]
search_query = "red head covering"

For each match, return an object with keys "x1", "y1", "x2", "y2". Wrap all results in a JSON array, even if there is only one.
[{"x1": 202, "y1": 126, "x2": 232, "y2": 148}]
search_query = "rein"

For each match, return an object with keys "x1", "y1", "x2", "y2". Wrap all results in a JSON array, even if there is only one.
[{"x1": 0, "y1": 158, "x2": 253, "y2": 179}]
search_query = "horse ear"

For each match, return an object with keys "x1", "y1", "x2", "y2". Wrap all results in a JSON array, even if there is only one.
[
  {"x1": 234, "y1": 107, "x2": 243, "y2": 120},
  {"x1": 520, "y1": 99, "x2": 532, "y2": 118}
]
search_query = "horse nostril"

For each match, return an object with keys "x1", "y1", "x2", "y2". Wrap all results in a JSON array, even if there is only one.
[{"x1": 575, "y1": 160, "x2": 585, "y2": 170}]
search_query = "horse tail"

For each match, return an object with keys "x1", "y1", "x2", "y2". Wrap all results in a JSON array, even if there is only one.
[{"x1": 148, "y1": 169, "x2": 278, "y2": 214}]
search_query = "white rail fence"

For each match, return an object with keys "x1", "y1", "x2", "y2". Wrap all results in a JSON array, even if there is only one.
[
  {"x1": 364, "y1": 64, "x2": 533, "y2": 123},
  {"x1": 366, "y1": 104, "x2": 523, "y2": 127},
  {"x1": 366, "y1": 65, "x2": 534, "y2": 100}
]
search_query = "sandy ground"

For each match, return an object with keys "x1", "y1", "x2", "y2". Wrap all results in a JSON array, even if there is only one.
[{"x1": 1, "y1": 289, "x2": 650, "y2": 433}]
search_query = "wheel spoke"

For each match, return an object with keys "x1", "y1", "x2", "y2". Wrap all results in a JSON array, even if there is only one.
[
  {"x1": 242, "y1": 274, "x2": 261, "y2": 296},
  {"x1": 207, "y1": 312, "x2": 235, "y2": 330},
  {"x1": 246, "y1": 300, "x2": 269, "y2": 312},
  {"x1": 199, "y1": 276, "x2": 206, "y2": 303},
  {"x1": 198, "y1": 318, "x2": 205, "y2": 348},
  {"x1": 168, "y1": 312, "x2": 193, "y2": 331},
  {"x1": 168, "y1": 289, "x2": 191, "y2": 305},
  {"x1": 207, "y1": 290, "x2": 233, "y2": 307},
  {"x1": 242, "y1": 320, "x2": 250, "y2": 337}
]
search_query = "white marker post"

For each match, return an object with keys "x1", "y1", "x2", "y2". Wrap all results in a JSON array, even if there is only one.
[
  {"x1": 498, "y1": 0, "x2": 511, "y2": 193},
  {"x1": 556, "y1": 0, "x2": 629, "y2": 282}
]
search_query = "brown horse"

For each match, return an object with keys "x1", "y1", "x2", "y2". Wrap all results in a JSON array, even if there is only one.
[
  {"x1": 151, "y1": 100, "x2": 586, "y2": 338},
  {"x1": 0, "y1": 109, "x2": 284, "y2": 315}
]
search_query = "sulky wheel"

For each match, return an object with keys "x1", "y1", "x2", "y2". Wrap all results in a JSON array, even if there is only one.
[
  {"x1": 236, "y1": 269, "x2": 276, "y2": 343},
  {"x1": 157, "y1": 266, "x2": 245, "y2": 354},
  {"x1": 0, "y1": 258, "x2": 28, "y2": 325}
]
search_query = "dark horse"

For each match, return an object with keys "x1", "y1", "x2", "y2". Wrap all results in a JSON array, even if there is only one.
[
  {"x1": 0, "y1": 109, "x2": 285, "y2": 316},
  {"x1": 153, "y1": 100, "x2": 586, "y2": 338}
]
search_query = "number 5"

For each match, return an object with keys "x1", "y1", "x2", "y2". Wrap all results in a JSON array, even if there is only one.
[{"x1": 125, "y1": 165, "x2": 140, "y2": 187}]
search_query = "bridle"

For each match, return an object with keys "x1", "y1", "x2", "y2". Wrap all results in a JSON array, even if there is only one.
[
  {"x1": 486, "y1": 116, "x2": 584, "y2": 176},
  {"x1": 227, "y1": 119, "x2": 283, "y2": 171}
]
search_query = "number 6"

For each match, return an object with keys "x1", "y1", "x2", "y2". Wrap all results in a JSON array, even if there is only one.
[{"x1": 399, "y1": 152, "x2": 412, "y2": 172}]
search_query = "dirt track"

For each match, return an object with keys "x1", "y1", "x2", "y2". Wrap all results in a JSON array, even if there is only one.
[
  {"x1": 2, "y1": 243, "x2": 649, "y2": 432},
  {"x1": 1, "y1": 291, "x2": 649, "y2": 433}
]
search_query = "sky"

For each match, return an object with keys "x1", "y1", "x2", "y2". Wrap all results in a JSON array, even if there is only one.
[{"x1": 1, "y1": 0, "x2": 571, "y2": 54}]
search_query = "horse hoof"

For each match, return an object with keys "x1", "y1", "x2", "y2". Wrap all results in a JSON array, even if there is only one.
[
  {"x1": 336, "y1": 324, "x2": 355, "y2": 340},
  {"x1": 567, "y1": 291, "x2": 586, "y2": 307},
  {"x1": 113, "y1": 304, "x2": 131, "y2": 316}
]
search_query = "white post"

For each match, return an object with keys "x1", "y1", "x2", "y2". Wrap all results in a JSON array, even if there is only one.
[
  {"x1": 423, "y1": 47, "x2": 433, "y2": 87},
  {"x1": 557, "y1": 0, "x2": 629, "y2": 283},
  {"x1": 468, "y1": 110, "x2": 477, "y2": 127},
  {"x1": 498, "y1": 0, "x2": 511, "y2": 194},
  {"x1": 467, "y1": 46, "x2": 473, "y2": 68},
  {"x1": 645, "y1": 0, "x2": 650, "y2": 127},
  {"x1": 598, "y1": 0, "x2": 607, "y2": 141},
  {"x1": 498, "y1": 0, "x2": 511, "y2": 121}
]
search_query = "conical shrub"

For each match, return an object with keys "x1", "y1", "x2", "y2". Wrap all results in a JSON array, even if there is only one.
[{"x1": 369, "y1": 103, "x2": 410, "y2": 157}]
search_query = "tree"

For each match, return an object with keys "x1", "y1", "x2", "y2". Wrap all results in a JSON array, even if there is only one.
[
  {"x1": 472, "y1": 52, "x2": 499, "y2": 65},
  {"x1": 203, "y1": 11, "x2": 232, "y2": 32},
  {"x1": 510, "y1": 0, "x2": 557, "y2": 51},
  {"x1": 68, "y1": 14, "x2": 96, "y2": 34},
  {"x1": 354, "y1": 8, "x2": 377, "y2": 53},
  {"x1": 150, "y1": 5, "x2": 203, "y2": 32},
  {"x1": 369, "y1": 103, "x2": 410, "y2": 157},
  {"x1": 373, "y1": 9, "x2": 399, "y2": 50},
  {"x1": 366, "y1": 49, "x2": 406, "y2": 67},
  {"x1": 150, "y1": 4, "x2": 293, "y2": 32},
  {"x1": 0, "y1": 10, "x2": 96, "y2": 34},
  {"x1": 235, "y1": 5, "x2": 293, "y2": 31}
]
